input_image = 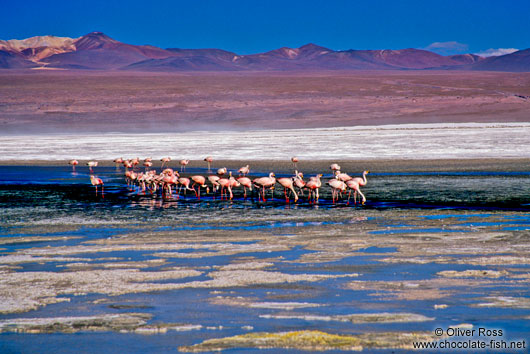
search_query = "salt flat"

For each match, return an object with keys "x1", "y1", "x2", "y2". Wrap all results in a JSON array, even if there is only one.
[{"x1": 2, "y1": 122, "x2": 529, "y2": 161}]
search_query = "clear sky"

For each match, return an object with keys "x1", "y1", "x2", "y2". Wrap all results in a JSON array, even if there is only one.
[{"x1": 2, "y1": 0, "x2": 529, "y2": 55}]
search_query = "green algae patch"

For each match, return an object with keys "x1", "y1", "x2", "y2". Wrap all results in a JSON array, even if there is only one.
[
  {"x1": 260, "y1": 312, "x2": 433, "y2": 323},
  {"x1": 437, "y1": 269, "x2": 510, "y2": 278},
  {"x1": 179, "y1": 330, "x2": 439, "y2": 352},
  {"x1": 0, "y1": 313, "x2": 152, "y2": 333}
]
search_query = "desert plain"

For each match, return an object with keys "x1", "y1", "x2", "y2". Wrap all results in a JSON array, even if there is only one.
[{"x1": 1, "y1": 70, "x2": 530, "y2": 133}]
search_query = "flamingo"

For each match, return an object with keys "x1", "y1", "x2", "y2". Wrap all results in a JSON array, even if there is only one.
[
  {"x1": 305, "y1": 174, "x2": 323, "y2": 203},
  {"x1": 236, "y1": 176, "x2": 253, "y2": 199},
  {"x1": 204, "y1": 156, "x2": 213, "y2": 172},
  {"x1": 208, "y1": 175, "x2": 221, "y2": 198},
  {"x1": 217, "y1": 167, "x2": 227, "y2": 176},
  {"x1": 162, "y1": 170, "x2": 179, "y2": 197},
  {"x1": 330, "y1": 163, "x2": 341, "y2": 172},
  {"x1": 87, "y1": 161, "x2": 98, "y2": 172},
  {"x1": 348, "y1": 170, "x2": 369, "y2": 205},
  {"x1": 90, "y1": 175, "x2": 104, "y2": 197},
  {"x1": 291, "y1": 157, "x2": 299, "y2": 170},
  {"x1": 131, "y1": 157, "x2": 140, "y2": 170},
  {"x1": 144, "y1": 157, "x2": 152, "y2": 163},
  {"x1": 293, "y1": 171, "x2": 306, "y2": 196},
  {"x1": 180, "y1": 159, "x2": 190, "y2": 172},
  {"x1": 68, "y1": 159, "x2": 78, "y2": 171},
  {"x1": 177, "y1": 177, "x2": 194, "y2": 196},
  {"x1": 327, "y1": 178, "x2": 347, "y2": 204},
  {"x1": 160, "y1": 157, "x2": 171, "y2": 168},
  {"x1": 113, "y1": 157, "x2": 123, "y2": 169},
  {"x1": 229, "y1": 172, "x2": 241, "y2": 192},
  {"x1": 335, "y1": 170, "x2": 353, "y2": 182},
  {"x1": 277, "y1": 176, "x2": 299, "y2": 202},
  {"x1": 123, "y1": 159, "x2": 133, "y2": 170},
  {"x1": 238, "y1": 165, "x2": 250, "y2": 176},
  {"x1": 345, "y1": 179, "x2": 364, "y2": 205},
  {"x1": 217, "y1": 176, "x2": 233, "y2": 200},
  {"x1": 191, "y1": 175, "x2": 210, "y2": 199},
  {"x1": 253, "y1": 172, "x2": 276, "y2": 201},
  {"x1": 144, "y1": 161, "x2": 153, "y2": 171}
]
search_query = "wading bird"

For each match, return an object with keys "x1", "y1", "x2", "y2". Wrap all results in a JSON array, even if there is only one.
[
  {"x1": 330, "y1": 163, "x2": 341, "y2": 172},
  {"x1": 277, "y1": 176, "x2": 299, "y2": 203},
  {"x1": 236, "y1": 176, "x2": 253, "y2": 199},
  {"x1": 68, "y1": 159, "x2": 78, "y2": 171},
  {"x1": 217, "y1": 167, "x2": 227, "y2": 176},
  {"x1": 305, "y1": 174, "x2": 323, "y2": 203},
  {"x1": 160, "y1": 157, "x2": 171, "y2": 168},
  {"x1": 90, "y1": 175, "x2": 104, "y2": 197},
  {"x1": 113, "y1": 157, "x2": 123, "y2": 169},
  {"x1": 87, "y1": 161, "x2": 98, "y2": 172},
  {"x1": 238, "y1": 165, "x2": 250, "y2": 176},
  {"x1": 191, "y1": 175, "x2": 209, "y2": 200},
  {"x1": 204, "y1": 156, "x2": 213, "y2": 171},
  {"x1": 327, "y1": 178, "x2": 347, "y2": 204},
  {"x1": 348, "y1": 170, "x2": 369, "y2": 205},
  {"x1": 291, "y1": 157, "x2": 299, "y2": 170},
  {"x1": 293, "y1": 171, "x2": 305, "y2": 196},
  {"x1": 253, "y1": 172, "x2": 276, "y2": 202},
  {"x1": 180, "y1": 159, "x2": 190, "y2": 172}
]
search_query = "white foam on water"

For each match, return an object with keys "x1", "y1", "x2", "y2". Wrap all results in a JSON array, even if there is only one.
[{"x1": 1, "y1": 122, "x2": 529, "y2": 161}]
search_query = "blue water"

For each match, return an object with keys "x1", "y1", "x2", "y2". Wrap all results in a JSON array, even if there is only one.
[{"x1": 0, "y1": 165, "x2": 529, "y2": 353}]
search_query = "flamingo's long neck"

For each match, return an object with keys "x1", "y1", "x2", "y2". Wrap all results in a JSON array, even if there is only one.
[{"x1": 361, "y1": 171, "x2": 368, "y2": 185}]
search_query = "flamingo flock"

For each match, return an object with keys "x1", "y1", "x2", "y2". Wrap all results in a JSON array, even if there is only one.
[{"x1": 74, "y1": 157, "x2": 369, "y2": 204}]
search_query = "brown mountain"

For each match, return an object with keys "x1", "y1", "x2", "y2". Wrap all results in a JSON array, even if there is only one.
[
  {"x1": 448, "y1": 53, "x2": 484, "y2": 64},
  {"x1": 470, "y1": 49, "x2": 530, "y2": 72},
  {"x1": 42, "y1": 32, "x2": 174, "y2": 69},
  {"x1": 2, "y1": 32, "x2": 529, "y2": 72},
  {"x1": 0, "y1": 50, "x2": 36, "y2": 69},
  {"x1": 126, "y1": 48, "x2": 239, "y2": 71}
]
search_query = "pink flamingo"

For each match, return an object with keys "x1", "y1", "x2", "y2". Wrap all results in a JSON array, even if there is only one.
[
  {"x1": 335, "y1": 170, "x2": 353, "y2": 182},
  {"x1": 144, "y1": 161, "x2": 153, "y2": 171},
  {"x1": 160, "y1": 157, "x2": 171, "y2": 168},
  {"x1": 90, "y1": 175, "x2": 104, "y2": 197},
  {"x1": 347, "y1": 170, "x2": 369, "y2": 205},
  {"x1": 345, "y1": 180, "x2": 363, "y2": 205},
  {"x1": 87, "y1": 161, "x2": 98, "y2": 172},
  {"x1": 305, "y1": 174, "x2": 323, "y2": 203},
  {"x1": 180, "y1": 159, "x2": 190, "y2": 172},
  {"x1": 191, "y1": 175, "x2": 210, "y2": 199},
  {"x1": 291, "y1": 157, "x2": 299, "y2": 170},
  {"x1": 277, "y1": 176, "x2": 299, "y2": 203},
  {"x1": 217, "y1": 176, "x2": 233, "y2": 200},
  {"x1": 330, "y1": 163, "x2": 341, "y2": 172},
  {"x1": 68, "y1": 159, "x2": 78, "y2": 171},
  {"x1": 238, "y1": 165, "x2": 250, "y2": 176},
  {"x1": 162, "y1": 170, "x2": 179, "y2": 197},
  {"x1": 217, "y1": 167, "x2": 227, "y2": 176},
  {"x1": 204, "y1": 156, "x2": 213, "y2": 172},
  {"x1": 293, "y1": 171, "x2": 306, "y2": 196},
  {"x1": 131, "y1": 157, "x2": 140, "y2": 170},
  {"x1": 236, "y1": 176, "x2": 253, "y2": 199},
  {"x1": 253, "y1": 172, "x2": 276, "y2": 201},
  {"x1": 177, "y1": 177, "x2": 194, "y2": 196},
  {"x1": 113, "y1": 157, "x2": 123, "y2": 169},
  {"x1": 327, "y1": 178, "x2": 347, "y2": 204},
  {"x1": 208, "y1": 175, "x2": 221, "y2": 198},
  {"x1": 123, "y1": 160, "x2": 133, "y2": 170}
]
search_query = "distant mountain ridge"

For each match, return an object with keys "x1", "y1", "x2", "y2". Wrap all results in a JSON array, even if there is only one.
[{"x1": 1, "y1": 32, "x2": 529, "y2": 72}]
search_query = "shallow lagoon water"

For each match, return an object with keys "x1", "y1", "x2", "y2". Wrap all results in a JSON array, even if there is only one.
[{"x1": 0, "y1": 164, "x2": 529, "y2": 353}]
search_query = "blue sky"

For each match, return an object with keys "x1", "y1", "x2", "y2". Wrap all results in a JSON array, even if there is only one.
[{"x1": 2, "y1": 0, "x2": 528, "y2": 55}]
